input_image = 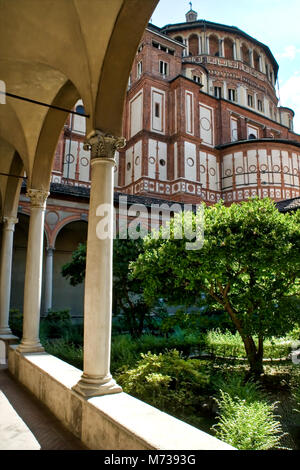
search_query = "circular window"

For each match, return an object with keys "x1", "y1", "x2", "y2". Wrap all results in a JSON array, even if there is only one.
[
  {"x1": 283, "y1": 166, "x2": 289, "y2": 174},
  {"x1": 187, "y1": 158, "x2": 194, "y2": 168},
  {"x1": 200, "y1": 165, "x2": 206, "y2": 174},
  {"x1": 135, "y1": 156, "x2": 140, "y2": 166},
  {"x1": 273, "y1": 165, "x2": 280, "y2": 173},
  {"x1": 149, "y1": 157, "x2": 155, "y2": 165},
  {"x1": 209, "y1": 168, "x2": 216, "y2": 176},
  {"x1": 127, "y1": 162, "x2": 131, "y2": 171},
  {"x1": 80, "y1": 157, "x2": 89, "y2": 167},
  {"x1": 114, "y1": 165, "x2": 118, "y2": 173},
  {"x1": 160, "y1": 159, "x2": 166, "y2": 167},
  {"x1": 249, "y1": 165, "x2": 257, "y2": 173},
  {"x1": 65, "y1": 153, "x2": 75, "y2": 164},
  {"x1": 225, "y1": 169, "x2": 232, "y2": 177},
  {"x1": 236, "y1": 166, "x2": 244, "y2": 174},
  {"x1": 200, "y1": 117, "x2": 211, "y2": 131},
  {"x1": 260, "y1": 164, "x2": 268, "y2": 172}
]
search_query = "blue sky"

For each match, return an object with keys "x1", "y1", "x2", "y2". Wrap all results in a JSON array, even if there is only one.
[{"x1": 151, "y1": 0, "x2": 300, "y2": 133}]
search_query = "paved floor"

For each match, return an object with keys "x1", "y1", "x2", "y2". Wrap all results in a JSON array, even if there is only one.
[{"x1": 0, "y1": 365, "x2": 87, "y2": 450}]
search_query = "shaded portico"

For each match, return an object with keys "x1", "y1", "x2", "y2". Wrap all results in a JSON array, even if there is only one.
[
  {"x1": 0, "y1": 0, "x2": 233, "y2": 449},
  {"x1": 0, "y1": 0, "x2": 159, "y2": 393}
]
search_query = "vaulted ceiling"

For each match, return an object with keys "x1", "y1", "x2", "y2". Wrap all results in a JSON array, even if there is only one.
[{"x1": 0, "y1": 0, "x2": 158, "y2": 213}]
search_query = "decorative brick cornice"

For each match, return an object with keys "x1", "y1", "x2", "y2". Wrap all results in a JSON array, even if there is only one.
[{"x1": 83, "y1": 130, "x2": 126, "y2": 161}]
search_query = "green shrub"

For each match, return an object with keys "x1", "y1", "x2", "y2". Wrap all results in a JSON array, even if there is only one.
[
  {"x1": 117, "y1": 350, "x2": 210, "y2": 416},
  {"x1": 44, "y1": 339, "x2": 83, "y2": 370},
  {"x1": 290, "y1": 366, "x2": 300, "y2": 414},
  {"x1": 213, "y1": 391, "x2": 285, "y2": 450},
  {"x1": 9, "y1": 309, "x2": 23, "y2": 337},
  {"x1": 211, "y1": 373, "x2": 265, "y2": 403},
  {"x1": 205, "y1": 329, "x2": 293, "y2": 359},
  {"x1": 111, "y1": 335, "x2": 140, "y2": 373},
  {"x1": 42, "y1": 309, "x2": 72, "y2": 340}
]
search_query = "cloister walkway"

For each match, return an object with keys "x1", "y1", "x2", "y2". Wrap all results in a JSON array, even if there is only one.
[{"x1": 0, "y1": 365, "x2": 86, "y2": 450}]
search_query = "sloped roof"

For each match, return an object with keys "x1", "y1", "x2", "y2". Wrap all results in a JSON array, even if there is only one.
[{"x1": 276, "y1": 197, "x2": 300, "y2": 213}]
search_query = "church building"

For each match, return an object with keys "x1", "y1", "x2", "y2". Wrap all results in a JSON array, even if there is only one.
[{"x1": 13, "y1": 6, "x2": 300, "y2": 317}]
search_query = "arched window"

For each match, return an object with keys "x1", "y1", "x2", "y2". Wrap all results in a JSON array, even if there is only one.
[
  {"x1": 189, "y1": 34, "x2": 199, "y2": 56},
  {"x1": 209, "y1": 35, "x2": 219, "y2": 57},
  {"x1": 241, "y1": 44, "x2": 250, "y2": 65},
  {"x1": 253, "y1": 50, "x2": 260, "y2": 71},
  {"x1": 248, "y1": 134, "x2": 257, "y2": 140},
  {"x1": 174, "y1": 36, "x2": 183, "y2": 43},
  {"x1": 224, "y1": 38, "x2": 234, "y2": 60},
  {"x1": 76, "y1": 104, "x2": 85, "y2": 115}
]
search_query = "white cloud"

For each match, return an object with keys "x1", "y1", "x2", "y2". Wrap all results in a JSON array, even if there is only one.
[
  {"x1": 276, "y1": 45, "x2": 300, "y2": 61},
  {"x1": 280, "y1": 72, "x2": 300, "y2": 134}
]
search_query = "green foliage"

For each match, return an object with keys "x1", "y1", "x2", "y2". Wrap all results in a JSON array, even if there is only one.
[
  {"x1": 42, "y1": 309, "x2": 72, "y2": 340},
  {"x1": 290, "y1": 366, "x2": 300, "y2": 414},
  {"x1": 205, "y1": 329, "x2": 293, "y2": 359},
  {"x1": 44, "y1": 339, "x2": 83, "y2": 370},
  {"x1": 131, "y1": 198, "x2": 300, "y2": 374},
  {"x1": 9, "y1": 309, "x2": 23, "y2": 337},
  {"x1": 211, "y1": 372, "x2": 265, "y2": 402},
  {"x1": 161, "y1": 306, "x2": 233, "y2": 336},
  {"x1": 61, "y1": 243, "x2": 86, "y2": 286},
  {"x1": 61, "y1": 236, "x2": 164, "y2": 338},
  {"x1": 213, "y1": 390, "x2": 285, "y2": 450},
  {"x1": 117, "y1": 350, "x2": 210, "y2": 416}
]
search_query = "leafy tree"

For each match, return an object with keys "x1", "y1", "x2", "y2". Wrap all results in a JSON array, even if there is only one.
[
  {"x1": 131, "y1": 198, "x2": 300, "y2": 376},
  {"x1": 61, "y1": 236, "x2": 162, "y2": 338}
]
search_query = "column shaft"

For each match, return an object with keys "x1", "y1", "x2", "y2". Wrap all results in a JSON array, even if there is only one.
[
  {"x1": 17, "y1": 189, "x2": 48, "y2": 353},
  {"x1": 44, "y1": 247, "x2": 54, "y2": 315},
  {"x1": 72, "y1": 130, "x2": 125, "y2": 398},
  {"x1": 0, "y1": 217, "x2": 18, "y2": 335}
]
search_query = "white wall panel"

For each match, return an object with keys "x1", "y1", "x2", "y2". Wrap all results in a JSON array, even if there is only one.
[
  {"x1": 184, "y1": 141, "x2": 196, "y2": 181},
  {"x1": 130, "y1": 92, "x2": 143, "y2": 138},
  {"x1": 200, "y1": 104, "x2": 213, "y2": 146}
]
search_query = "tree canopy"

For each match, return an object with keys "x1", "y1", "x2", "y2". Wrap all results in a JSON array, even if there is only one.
[{"x1": 131, "y1": 198, "x2": 300, "y2": 375}]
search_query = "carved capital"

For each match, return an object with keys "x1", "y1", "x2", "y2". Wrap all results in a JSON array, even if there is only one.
[
  {"x1": 83, "y1": 130, "x2": 126, "y2": 161},
  {"x1": 2, "y1": 216, "x2": 18, "y2": 231},
  {"x1": 26, "y1": 189, "x2": 49, "y2": 208}
]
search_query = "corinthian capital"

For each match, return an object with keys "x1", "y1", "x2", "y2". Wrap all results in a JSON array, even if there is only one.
[
  {"x1": 26, "y1": 189, "x2": 49, "y2": 208},
  {"x1": 83, "y1": 130, "x2": 126, "y2": 160}
]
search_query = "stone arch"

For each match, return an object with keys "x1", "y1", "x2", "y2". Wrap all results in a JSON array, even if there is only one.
[
  {"x1": 51, "y1": 215, "x2": 88, "y2": 249},
  {"x1": 3, "y1": 153, "x2": 24, "y2": 219},
  {"x1": 30, "y1": 80, "x2": 81, "y2": 191},
  {"x1": 188, "y1": 34, "x2": 199, "y2": 56},
  {"x1": 209, "y1": 34, "x2": 220, "y2": 57},
  {"x1": 10, "y1": 212, "x2": 48, "y2": 312},
  {"x1": 51, "y1": 219, "x2": 88, "y2": 317},
  {"x1": 224, "y1": 37, "x2": 234, "y2": 60}
]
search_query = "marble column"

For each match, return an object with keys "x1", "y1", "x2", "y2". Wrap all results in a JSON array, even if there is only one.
[
  {"x1": 0, "y1": 217, "x2": 18, "y2": 335},
  {"x1": 44, "y1": 247, "x2": 54, "y2": 315},
  {"x1": 17, "y1": 189, "x2": 48, "y2": 353},
  {"x1": 72, "y1": 130, "x2": 125, "y2": 398}
]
